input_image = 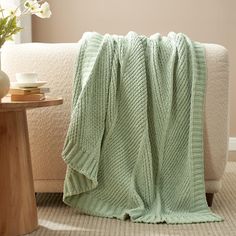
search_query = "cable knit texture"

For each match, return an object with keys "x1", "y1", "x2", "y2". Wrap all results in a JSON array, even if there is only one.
[{"x1": 62, "y1": 32, "x2": 222, "y2": 224}]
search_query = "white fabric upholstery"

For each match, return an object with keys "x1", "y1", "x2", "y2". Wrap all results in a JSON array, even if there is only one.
[
  {"x1": 204, "y1": 44, "x2": 229, "y2": 181},
  {"x1": 1, "y1": 43, "x2": 229, "y2": 193}
]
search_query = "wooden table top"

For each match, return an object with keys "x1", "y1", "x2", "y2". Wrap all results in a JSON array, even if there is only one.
[{"x1": 0, "y1": 96, "x2": 63, "y2": 111}]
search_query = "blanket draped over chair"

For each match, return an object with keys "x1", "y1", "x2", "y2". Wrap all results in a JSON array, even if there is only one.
[{"x1": 62, "y1": 32, "x2": 222, "y2": 224}]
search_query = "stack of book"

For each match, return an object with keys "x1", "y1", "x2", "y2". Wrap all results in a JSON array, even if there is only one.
[{"x1": 9, "y1": 87, "x2": 50, "y2": 101}]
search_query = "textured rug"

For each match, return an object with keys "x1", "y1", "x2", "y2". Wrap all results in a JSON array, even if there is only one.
[{"x1": 29, "y1": 162, "x2": 236, "y2": 236}]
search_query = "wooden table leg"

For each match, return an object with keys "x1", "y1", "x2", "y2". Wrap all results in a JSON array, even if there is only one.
[{"x1": 0, "y1": 110, "x2": 38, "y2": 235}]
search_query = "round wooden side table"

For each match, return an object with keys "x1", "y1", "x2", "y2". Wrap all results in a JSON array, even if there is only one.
[{"x1": 0, "y1": 97, "x2": 63, "y2": 236}]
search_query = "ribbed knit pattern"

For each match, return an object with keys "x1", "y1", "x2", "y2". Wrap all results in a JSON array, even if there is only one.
[{"x1": 62, "y1": 32, "x2": 222, "y2": 224}]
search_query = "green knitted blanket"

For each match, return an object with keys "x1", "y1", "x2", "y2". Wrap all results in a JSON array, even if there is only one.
[{"x1": 62, "y1": 32, "x2": 222, "y2": 224}]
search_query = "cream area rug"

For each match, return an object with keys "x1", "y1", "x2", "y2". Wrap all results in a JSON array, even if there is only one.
[{"x1": 29, "y1": 162, "x2": 236, "y2": 236}]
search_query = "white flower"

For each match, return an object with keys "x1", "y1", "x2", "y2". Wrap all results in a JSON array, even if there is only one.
[
  {"x1": 24, "y1": 0, "x2": 40, "y2": 14},
  {"x1": 5, "y1": 7, "x2": 21, "y2": 17},
  {"x1": 35, "y1": 2, "x2": 51, "y2": 18},
  {"x1": 0, "y1": 1, "x2": 21, "y2": 17}
]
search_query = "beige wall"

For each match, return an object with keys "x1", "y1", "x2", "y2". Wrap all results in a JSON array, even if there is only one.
[{"x1": 32, "y1": 0, "x2": 236, "y2": 138}]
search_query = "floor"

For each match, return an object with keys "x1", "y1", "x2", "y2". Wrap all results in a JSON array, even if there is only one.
[{"x1": 29, "y1": 162, "x2": 236, "y2": 236}]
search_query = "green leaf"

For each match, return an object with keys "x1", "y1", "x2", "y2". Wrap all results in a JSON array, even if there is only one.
[
  {"x1": 0, "y1": 16, "x2": 23, "y2": 45},
  {"x1": 0, "y1": 17, "x2": 9, "y2": 35}
]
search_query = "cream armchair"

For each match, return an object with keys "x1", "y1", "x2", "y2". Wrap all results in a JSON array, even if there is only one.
[{"x1": 1, "y1": 43, "x2": 229, "y2": 205}]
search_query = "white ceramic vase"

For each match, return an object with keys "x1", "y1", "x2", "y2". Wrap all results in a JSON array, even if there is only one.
[{"x1": 0, "y1": 50, "x2": 10, "y2": 101}]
